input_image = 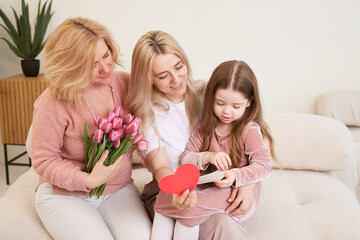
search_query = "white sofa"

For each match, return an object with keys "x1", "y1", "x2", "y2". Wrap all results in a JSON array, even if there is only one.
[
  {"x1": 317, "y1": 90, "x2": 360, "y2": 202},
  {"x1": 1, "y1": 113, "x2": 360, "y2": 240}
]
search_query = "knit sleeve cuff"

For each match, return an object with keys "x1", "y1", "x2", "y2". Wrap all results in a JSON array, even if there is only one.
[{"x1": 73, "y1": 171, "x2": 91, "y2": 192}]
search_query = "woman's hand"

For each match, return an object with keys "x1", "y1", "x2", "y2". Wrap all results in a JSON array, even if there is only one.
[
  {"x1": 214, "y1": 170, "x2": 235, "y2": 188},
  {"x1": 172, "y1": 189, "x2": 197, "y2": 210},
  {"x1": 225, "y1": 183, "x2": 255, "y2": 216},
  {"x1": 206, "y1": 152, "x2": 232, "y2": 171},
  {"x1": 85, "y1": 150, "x2": 123, "y2": 189},
  {"x1": 146, "y1": 148, "x2": 197, "y2": 210}
]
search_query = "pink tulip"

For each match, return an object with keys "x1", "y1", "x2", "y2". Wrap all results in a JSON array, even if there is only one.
[
  {"x1": 98, "y1": 119, "x2": 108, "y2": 131},
  {"x1": 93, "y1": 116, "x2": 101, "y2": 127},
  {"x1": 131, "y1": 131, "x2": 138, "y2": 137},
  {"x1": 124, "y1": 113, "x2": 134, "y2": 125},
  {"x1": 93, "y1": 129, "x2": 103, "y2": 143},
  {"x1": 113, "y1": 106, "x2": 122, "y2": 117},
  {"x1": 106, "y1": 112, "x2": 116, "y2": 123},
  {"x1": 117, "y1": 127, "x2": 125, "y2": 137},
  {"x1": 125, "y1": 121, "x2": 138, "y2": 134},
  {"x1": 113, "y1": 139, "x2": 121, "y2": 148},
  {"x1": 105, "y1": 122, "x2": 113, "y2": 134},
  {"x1": 137, "y1": 140, "x2": 148, "y2": 151},
  {"x1": 132, "y1": 117, "x2": 142, "y2": 130},
  {"x1": 112, "y1": 118, "x2": 123, "y2": 130},
  {"x1": 133, "y1": 134, "x2": 143, "y2": 144},
  {"x1": 109, "y1": 129, "x2": 121, "y2": 142}
]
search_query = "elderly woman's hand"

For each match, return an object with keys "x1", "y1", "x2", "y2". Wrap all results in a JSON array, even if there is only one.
[
  {"x1": 85, "y1": 150, "x2": 123, "y2": 189},
  {"x1": 172, "y1": 189, "x2": 197, "y2": 210}
]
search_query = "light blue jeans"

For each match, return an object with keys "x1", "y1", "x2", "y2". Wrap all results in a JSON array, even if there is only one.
[{"x1": 35, "y1": 182, "x2": 151, "y2": 240}]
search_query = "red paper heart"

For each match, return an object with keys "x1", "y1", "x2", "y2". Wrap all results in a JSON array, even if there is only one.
[{"x1": 159, "y1": 164, "x2": 200, "y2": 195}]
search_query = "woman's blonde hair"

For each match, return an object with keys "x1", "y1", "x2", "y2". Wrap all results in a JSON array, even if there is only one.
[
  {"x1": 126, "y1": 30, "x2": 204, "y2": 132},
  {"x1": 200, "y1": 60, "x2": 278, "y2": 166},
  {"x1": 44, "y1": 17, "x2": 121, "y2": 104}
]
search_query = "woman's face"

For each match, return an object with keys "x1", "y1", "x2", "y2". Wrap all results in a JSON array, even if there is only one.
[
  {"x1": 92, "y1": 39, "x2": 113, "y2": 86},
  {"x1": 152, "y1": 53, "x2": 187, "y2": 103}
]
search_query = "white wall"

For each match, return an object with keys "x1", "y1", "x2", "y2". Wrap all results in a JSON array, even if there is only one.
[{"x1": 1, "y1": 0, "x2": 360, "y2": 162}]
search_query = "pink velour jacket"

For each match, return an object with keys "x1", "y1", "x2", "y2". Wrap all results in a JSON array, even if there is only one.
[{"x1": 155, "y1": 122, "x2": 272, "y2": 227}]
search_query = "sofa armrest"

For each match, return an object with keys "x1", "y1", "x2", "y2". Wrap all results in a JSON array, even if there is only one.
[{"x1": 266, "y1": 113, "x2": 352, "y2": 171}]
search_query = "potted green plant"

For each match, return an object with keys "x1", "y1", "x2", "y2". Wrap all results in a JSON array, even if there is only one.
[{"x1": 0, "y1": 0, "x2": 54, "y2": 77}]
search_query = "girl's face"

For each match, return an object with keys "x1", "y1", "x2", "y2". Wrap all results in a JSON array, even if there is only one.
[
  {"x1": 92, "y1": 39, "x2": 113, "y2": 86},
  {"x1": 213, "y1": 88, "x2": 251, "y2": 126},
  {"x1": 152, "y1": 53, "x2": 187, "y2": 103}
]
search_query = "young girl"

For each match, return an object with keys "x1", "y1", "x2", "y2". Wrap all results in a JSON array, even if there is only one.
[{"x1": 154, "y1": 60, "x2": 276, "y2": 239}]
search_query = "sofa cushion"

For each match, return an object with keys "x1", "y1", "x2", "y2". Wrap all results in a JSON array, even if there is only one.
[
  {"x1": 348, "y1": 127, "x2": 360, "y2": 142},
  {"x1": 0, "y1": 168, "x2": 51, "y2": 240},
  {"x1": 5, "y1": 168, "x2": 360, "y2": 240},
  {"x1": 0, "y1": 167, "x2": 152, "y2": 240},
  {"x1": 243, "y1": 169, "x2": 360, "y2": 240},
  {"x1": 266, "y1": 113, "x2": 352, "y2": 171},
  {"x1": 317, "y1": 91, "x2": 360, "y2": 127}
]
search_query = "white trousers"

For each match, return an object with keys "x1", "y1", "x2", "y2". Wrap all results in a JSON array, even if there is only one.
[
  {"x1": 151, "y1": 212, "x2": 199, "y2": 240},
  {"x1": 35, "y1": 182, "x2": 152, "y2": 240}
]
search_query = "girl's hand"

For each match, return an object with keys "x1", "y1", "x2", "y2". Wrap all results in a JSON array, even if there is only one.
[
  {"x1": 172, "y1": 189, "x2": 197, "y2": 210},
  {"x1": 85, "y1": 151, "x2": 123, "y2": 189},
  {"x1": 209, "y1": 152, "x2": 232, "y2": 171},
  {"x1": 226, "y1": 183, "x2": 255, "y2": 216},
  {"x1": 214, "y1": 170, "x2": 235, "y2": 188}
]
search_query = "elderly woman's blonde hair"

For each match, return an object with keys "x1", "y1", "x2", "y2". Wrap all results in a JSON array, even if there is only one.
[
  {"x1": 126, "y1": 30, "x2": 205, "y2": 132},
  {"x1": 44, "y1": 17, "x2": 121, "y2": 104}
]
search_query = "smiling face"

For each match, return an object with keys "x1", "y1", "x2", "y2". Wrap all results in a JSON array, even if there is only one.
[
  {"x1": 213, "y1": 88, "x2": 251, "y2": 129},
  {"x1": 92, "y1": 39, "x2": 113, "y2": 86},
  {"x1": 152, "y1": 53, "x2": 187, "y2": 103}
]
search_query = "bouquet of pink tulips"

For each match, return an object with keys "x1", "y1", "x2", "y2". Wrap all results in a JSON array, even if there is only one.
[{"x1": 83, "y1": 106, "x2": 148, "y2": 198}]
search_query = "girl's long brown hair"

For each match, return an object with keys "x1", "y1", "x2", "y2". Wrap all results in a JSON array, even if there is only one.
[{"x1": 200, "y1": 60, "x2": 277, "y2": 167}]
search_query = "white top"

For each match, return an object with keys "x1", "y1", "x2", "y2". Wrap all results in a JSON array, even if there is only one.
[{"x1": 143, "y1": 99, "x2": 190, "y2": 171}]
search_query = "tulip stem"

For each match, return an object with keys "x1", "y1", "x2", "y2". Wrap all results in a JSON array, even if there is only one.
[{"x1": 86, "y1": 142, "x2": 98, "y2": 172}]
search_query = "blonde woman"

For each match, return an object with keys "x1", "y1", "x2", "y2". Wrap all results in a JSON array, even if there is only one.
[
  {"x1": 126, "y1": 30, "x2": 255, "y2": 240},
  {"x1": 32, "y1": 17, "x2": 151, "y2": 240}
]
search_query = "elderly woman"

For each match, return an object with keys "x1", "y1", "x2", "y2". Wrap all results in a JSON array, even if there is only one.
[{"x1": 31, "y1": 17, "x2": 151, "y2": 240}]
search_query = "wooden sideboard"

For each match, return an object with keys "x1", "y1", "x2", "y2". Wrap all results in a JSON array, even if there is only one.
[{"x1": 0, "y1": 74, "x2": 47, "y2": 184}]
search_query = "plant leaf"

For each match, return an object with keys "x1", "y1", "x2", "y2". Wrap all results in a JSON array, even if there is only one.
[
  {"x1": 96, "y1": 183, "x2": 106, "y2": 198},
  {"x1": 0, "y1": 9, "x2": 23, "y2": 50},
  {"x1": 11, "y1": 7, "x2": 20, "y2": 35},
  {"x1": 107, "y1": 135, "x2": 133, "y2": 165},
  {"x1": 0, "y1": 37, "x2": 26, "y2": 58},
  {"x1": 0, "y1": 0, "x2": 54, "y2": 59},
  {"x1": 85, "y1": 142, "x2": 96, "y2": 173},
  {"x1": 91, "y1": 135, "x2": 107, "y2": 169},
  {"x1": 32, "y1": 0, "x2": 53, "y2": 58},
  {"x1": 84, "y1": 121, "x2": 91, "y2": 160},
  {"x1": 0, "y1": 23, "x2": 20, "y2": 45},
  {"x1": 18, "y1": 0, "x2": 32, "y2": 58},
  {"x1": 0, "y1": 9, "x2": 19, "y2": 40}
]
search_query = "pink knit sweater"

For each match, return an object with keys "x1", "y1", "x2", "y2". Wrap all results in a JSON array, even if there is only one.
[
  {"x1": 154, "y1": 122, "x2": 272, "y2": 227},
  {"x1": 31, "y1": 71, "x2": 133, "y2": 196}
]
